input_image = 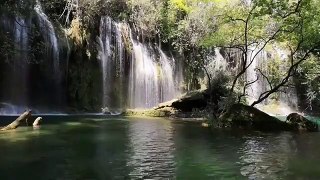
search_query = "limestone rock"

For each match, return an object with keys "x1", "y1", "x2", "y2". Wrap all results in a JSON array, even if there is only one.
[{"x1": 33, "y1": 117, "x2": 42, "y2": 127}]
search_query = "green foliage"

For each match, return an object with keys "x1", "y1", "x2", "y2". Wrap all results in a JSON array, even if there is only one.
[
  {"x1": 299, "y1": 55, "x2": 320, "y2": 109},
  {"x1": 0, "y1": 32, "x2": 14, "y2": 62},
  {"x1": 2, "y1": 0, "x2": 320, "y2": 111}
]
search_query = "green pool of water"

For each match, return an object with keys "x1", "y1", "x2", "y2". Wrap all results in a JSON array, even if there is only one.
[{"x1": 0, "y1": 116, "x2": 320, "y2": 179}]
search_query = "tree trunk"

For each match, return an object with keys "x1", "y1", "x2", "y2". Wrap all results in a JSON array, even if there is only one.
[{"x1": 1, "y1": 110, "x2": 32, "y2": 131}]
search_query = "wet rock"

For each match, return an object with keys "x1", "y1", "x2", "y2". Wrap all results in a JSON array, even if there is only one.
[
  {"x1": 286, "y1": 113, "x2": 318, "y2": 132},
  {"x1": 33, "y1": 117, "x2": 42, "y2": 127},
  {"x1": 171, "y1": 90, "x2": 208, "y2": 112}
]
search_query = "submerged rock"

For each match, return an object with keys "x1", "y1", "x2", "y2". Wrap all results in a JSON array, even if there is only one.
[
  {"x1": 286, "y1": 113, "x2": 318, "y2": 132},
  {"x1": 220, "y1": 104, "x2": 293, "y2": 131}
]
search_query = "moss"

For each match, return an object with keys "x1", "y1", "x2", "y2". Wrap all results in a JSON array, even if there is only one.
[
  {"x1": 67, "y1": 46, "x2": 102, "y2": 112},
  {"x1": 124, "y1": 109, "x2": 172, "y2": 117}
]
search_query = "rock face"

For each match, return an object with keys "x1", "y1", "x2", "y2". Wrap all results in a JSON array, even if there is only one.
[
  {"x1": 221, "y1": 104, "x2": 293, "y2": 131},
  {"x1": 286, "y1": 113, "x2": 318, "y2": 131}
]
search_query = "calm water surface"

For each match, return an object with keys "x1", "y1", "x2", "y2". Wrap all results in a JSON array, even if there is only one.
[{"x1": 0, "y1": 116, "x2": 320, "y2": 179}]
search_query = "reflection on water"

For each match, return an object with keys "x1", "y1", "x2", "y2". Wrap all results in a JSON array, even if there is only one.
[
  {"x1": 127, "y1": 118, "x2": 175, "y2": 179},
  {"x1": 239, "y1": 133, "x2": 294, "y2": 179},
  {"x1": 0, "y1": 116, "x2": 320, "y2": 179}
]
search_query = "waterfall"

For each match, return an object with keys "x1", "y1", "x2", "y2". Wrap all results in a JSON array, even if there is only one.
[
  {"x1": 128, "y1": 38, "x2": 179, "y2": 109},
  {"x1": 159, "y1": 49, "x2": 178, "y2": 101},
  {"x1": 0, "y1": 12, "x2": 30, "y2": 114},
  {"x1": 99, "y1": 17, "x2": 112, "y2": 108},
  {"x1": 129, "y1": 41, "x2": 160, "y2": 108},
  {"x1": 205, "y1": 48, "x2": 228, "y2": 79},
  {"x1": 98, "y1": 17, "x2": 126, "y2": 110},
  {"x1": 13, "y1": 17, "x2": 29, "y2": 105},
  {"x1": 98, "y1": 16, "x2": 181, "y2": 110},
  {"x1": 246, "y1": 48, "x2": 269, "y2": 105},
  {"x1": 34, "y1": 0, "x2": 60, "y2": 77},
  {"x1": 0, "y1": 1, "x2": 66, "y2": 115}
]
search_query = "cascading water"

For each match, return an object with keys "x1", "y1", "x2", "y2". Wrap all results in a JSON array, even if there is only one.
[
  {"x1": 128, "y1": 41, "x2": 160, "y2": 108},
  {"x1": 98, "y1": 17, "x2": 126, "y2": 111},
  {"x1": 34, "y1": 0, "x2": 60, "y2": 77},
  {"x1": 98, "y1": 16, "x2": 181, "y2": 110},
  {"x1": 159, "y1": 49, "x2": 178, "y2": 101},
  {"x1": 12, "y1": 17, "x2": 29, "y2": 105},
  {"x1": 129, "y1": 41, "x2": 180, "y2": 109},
  {"x1": 205, "y1": 46, "x2": 299, "y2": 115},
  {"x1": 0, "y1": 13, "x2": 30, "y2": 114},
  {"x1": 0, "y1": 1, "x2": 65, "y2": 115},
  {"x1": 205, "y1": 48, "x2": 228, "y2": 79},
  {"x1": 246, "y1": 48, "x2": 269, "y2": 105}
]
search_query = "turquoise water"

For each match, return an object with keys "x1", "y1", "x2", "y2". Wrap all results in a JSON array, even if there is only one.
[{"x1": 0, "y1": 116, "x2": 320, "y2": 179}]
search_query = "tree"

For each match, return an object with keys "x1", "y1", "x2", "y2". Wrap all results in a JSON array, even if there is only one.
[{"x1": 201, "y1": 0, "x2": 320, "y2": 107}]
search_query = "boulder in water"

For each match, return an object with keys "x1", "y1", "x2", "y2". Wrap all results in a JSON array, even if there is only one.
[
  {"x1": 171, "y1": 90, "x2": 208, "y2": 112},
  {"x1": 33, "y1": 117, "x2": 42, "y2": 127},
  {"x1": 286, "y1": 113, "x2": 318, "y2": 132},
  {"x1": 220, "y1": 104, "x2": 293, "y2": 131}
]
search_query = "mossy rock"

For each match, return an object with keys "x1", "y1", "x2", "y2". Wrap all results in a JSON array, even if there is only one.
[
  {"x1": 286, "y1": 113, "x2": 318, "y2": 132},
  {"x1": 124, "y1": 109, "x2": 171, "y2": 117},
  {"x1": 154, "y1": 90, "x2": 208, "y2": 112},
  {"x1": 221, "y1": 104, "x2": 293, "y2": 131}
]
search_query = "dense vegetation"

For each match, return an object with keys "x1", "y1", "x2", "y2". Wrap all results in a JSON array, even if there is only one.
[
  {"x1": 52, "y1": 0, "x2": 320, "y2": 113},
  {"x1": 1, "y1": 0, "x2": 320, "y2": 115}
]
